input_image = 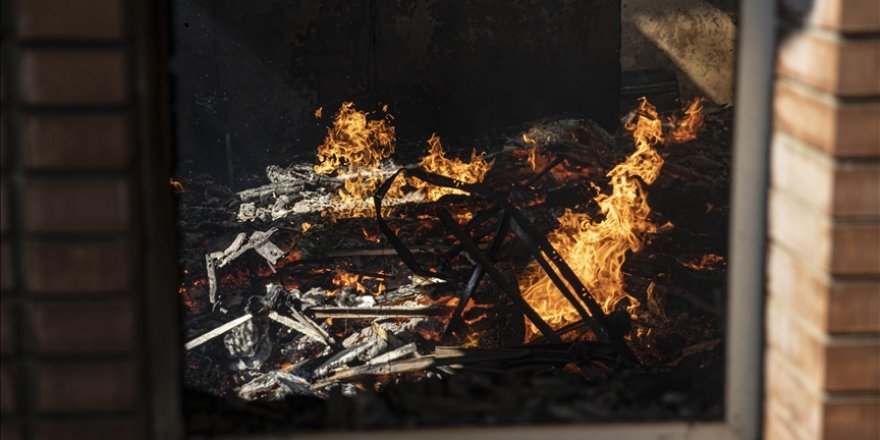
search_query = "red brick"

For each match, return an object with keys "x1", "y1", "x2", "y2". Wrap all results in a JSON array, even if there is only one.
[
  {"x1": 767, "y1": 296, "x2": 880, "y2": 392},
  {"x1": 0, "y1": 243, "x2": 12, "y2": 292},
  {"x1": 774, "y1": 81, "x2": 880, "y2": 158},
  {"x1": 0, "y1": 117, "x2": 6, "y2": 165},
  {"x1": 31, "y1": 301, "x2": 134, "y2": 353},
  {"x1": 19, "y1": 50, "x2": 127, "y2": 105},
  {"x1": 769, "y1": 190, "x2": 880, "y2": 276},
  {"x1": 0, "y1": 181, "x2": 8, "y2": 232},
  {"x1": 22, "y1": 114, "x2": 131, "y2": 169},
  {"x1": 764, "y1": 406, "x2": 801, "y2": 440},
  {"x1": 765, "y1": 349, "x2": 822, "y2": 439},
  {"x1": 0, "y1": 304, "x2": 13, "y2": 354},
  {"x1": 33, "y1": 419, "x2": 143, "y2": 440},
  {"x1": 765, "y1": 349, "x2": 880, "y2": 440},
  {"x1": 26, "y1": 240, "x2": 131, "y2": 293},
  {"x1": 34, "y1": 361, "x2": 137, "y2": 413},
  {"x1": 778, "y1": 30, "x2": 880, "y2": 96},
  {"x1": 769, "y1": 244, "x2": 880, "y2": 333},
  {"x1": 824, "y1": 398, "x2": 880, "y2": 439},
  {"x1": 780, "y1": 0, "x2": 880, "y2": 33},
  {"x1": 16, "y1": 0, "x2": 124, "y2": 39},
  {"x1": 0, "y1": 422, "x2": 21, "y2": 440},
  {"x1": 24, "y1": 179, "x2": 130, "y2": 233},
  {"x1": 0, "y1": 366, "x2": 14, "y2": 413},
  {"x1": 765, "y1": 399, "x2": 809, "y2": 440},
  {"x1": 772, "y1": 133, "x2": 880, "y2": 218}
]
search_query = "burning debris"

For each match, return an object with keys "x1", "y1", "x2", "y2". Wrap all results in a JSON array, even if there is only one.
[
  {"x1": 177, "y1": 98, "x2": 727, "y2": 409},
  {"x1": 520, "y1": 97, "x2": 703, "y2": 339}
]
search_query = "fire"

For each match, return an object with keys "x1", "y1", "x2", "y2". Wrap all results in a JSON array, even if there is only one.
[
  {"x1": 313, "y1": 102, "x2": 398, "y2": 219},
  {"x1": 313, "y1": 103, "x2": 493, "y2": 218},
  {"x1": 361, "y1": 227, "x2": 381, "y2": 243},
  {"x1": 681, "y1": 253, "x2": 725, "y2": 271},
  {"x1": 412, "y1": 134, "x2": 493, "y2": 201},
  {"x1": 170, "y1": 178, "x2": 185, "y2": 192},
  {"x1": 518, "y1": 97, "x2": 704, "y2": 339},
  {"x1": 667, "y1": 97, "x2": 704, "y2": 144},
  {"x1": 314, "y1": 102, "x2": 395, "y2": 174},
  {"x1": 521, "y1": 127, "x2": 556, "y2": 172},
  {"x1": 331, "y1": 269, "x2": 386, "y2": 296}
]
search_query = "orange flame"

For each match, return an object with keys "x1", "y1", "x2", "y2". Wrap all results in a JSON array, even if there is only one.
[
  {"x1": 331, "y1": 270, "x2": 386, "y2": 296},
  {"x1": 412, "y1": 134, "x2": 494, "y2": 201},
  {"x1": 680, "y1": 253, "x2": 725, "y2": 271},
  {"x1": 667, "y1": 97, "x2": 704, "y2": 144},
  {"x1": 518, "y1": 97, "x2": 703, "y2": 340},
  {"x1": 314, "y1": 103, "x2": 494, "y2": 218},
  {"x1": 314, "y1": 102, "x2": 395, "y2": 175},
  {"x1": 313, "y1": 102, "x2": 399, "y2": 218},
  {"x1": 170, "y1": 178, "x2": 185, "y2": 192}
]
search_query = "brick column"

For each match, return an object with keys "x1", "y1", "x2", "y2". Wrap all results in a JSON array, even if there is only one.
[
  {"x1": 0, "y1": 0, "x2": 152, "y2": 438},
  {"x1": 765, "y1": 1, "x2": 880, "y2": 439}
]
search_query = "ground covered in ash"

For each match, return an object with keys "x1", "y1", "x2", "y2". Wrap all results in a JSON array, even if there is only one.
[{"x1": 174, "y1": 105, "x2": 732, "y2": 434}]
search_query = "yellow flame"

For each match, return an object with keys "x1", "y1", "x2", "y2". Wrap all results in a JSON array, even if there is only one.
[
  {"x1": 412, "y1": 133, "x2": 494, "y2": 202},
  {"x1": 314, "y1": 102, "x2": 395, "y2": 175},
  {"x1": 313, "y1": 102, "x2": 399, "y2": 219},
  {"x1": 522, "y1": 127, "x2": 555, "y2": 172},
  {"x1": 331, "y1": 270, "x2": 386, "y2": 296},
  {"x1": 314, "y1": 103, "x2": 494, "y2": 218},
  {"x1": 518, "y1": 97, "x2": 704, "y2": 340},
  {"x1": 667, "y1": 97, "x2": 704, "y2": 144}
]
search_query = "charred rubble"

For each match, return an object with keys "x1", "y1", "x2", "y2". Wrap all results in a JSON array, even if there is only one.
[{"x1": 175, "y1": 104, "x2": 732, "y2": 432}]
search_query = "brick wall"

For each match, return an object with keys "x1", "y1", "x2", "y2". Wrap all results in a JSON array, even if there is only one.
[
  {"x1": 0, "y1": 0, "x2": 157, "y2": 438},
  {"x1": 766, "y1": 0, "x2": 880, "y2": 439}
]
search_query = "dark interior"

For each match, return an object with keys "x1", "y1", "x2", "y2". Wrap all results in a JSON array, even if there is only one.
[{"x1": 172, "y1": 0, "x2": 620, "y2": 183}]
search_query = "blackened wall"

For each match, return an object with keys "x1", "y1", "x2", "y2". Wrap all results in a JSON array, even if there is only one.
[{"x1": 172, "y1": 0, "x2": 621, "y2": 183}]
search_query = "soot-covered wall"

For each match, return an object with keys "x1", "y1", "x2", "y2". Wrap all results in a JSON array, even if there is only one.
[{"x1": 172, "y1": 0, "x2": 620, "y2": 183}]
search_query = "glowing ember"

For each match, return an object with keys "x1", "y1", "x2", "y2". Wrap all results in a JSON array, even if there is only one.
[
  {"x1": 521, "y1": 127, "x2": 556, "y2": 172},
  {"x1": 331, "y1": 269, "x2": 386, "y2": 296},
  {"x1": 518, "y1": 97, "x2": 704, "y2": 340},
  {"x1": 680, "y1": 253, "x2": 725, "y2": 271},
  {"x1": 170, "y1": 178, "x2": 186, "y2": 192},
  {"x1": 361, "y1": 227, "x2": 381, "y2": 243}
]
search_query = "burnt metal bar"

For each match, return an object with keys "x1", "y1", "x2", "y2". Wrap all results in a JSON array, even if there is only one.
[
  {"x1": 498, "y1": 199, "x2": 635, "y2": 361},
  {"x1": 443, "y1": 154, "x2": 565, "y2": 259},
  {"x1": 507, "y1": 220, "x2": 606, "y2": 340},
  {"x1": 437, "y1": 209, "x2": 561, "y2": 343},
  {"x1": 373, "y1": 168, "x2": 452, "y2": 280},
  {"x1": 372, "y1": 161, "x2": 636, "y2": 360},
  {"x1": 442, "y1": 213, "x2": 511, "y2": 339}
]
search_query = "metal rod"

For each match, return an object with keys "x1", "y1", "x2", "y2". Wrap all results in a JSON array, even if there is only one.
[
  {"x1": 443, "y1": 213, "x2": 511, "y2": 339},
  {"x1": 438, "y1": 210, "x2": 561, "y2": 343}
]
